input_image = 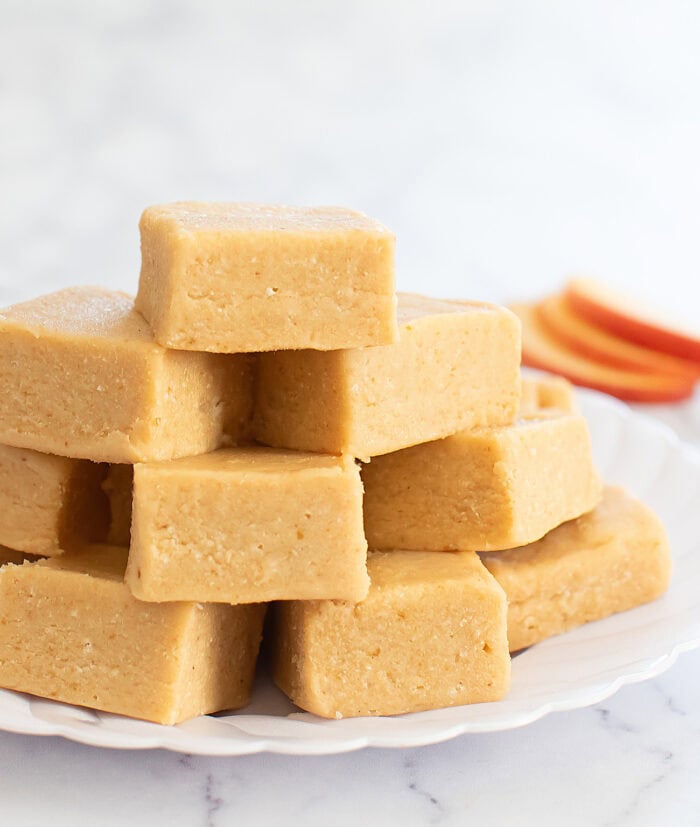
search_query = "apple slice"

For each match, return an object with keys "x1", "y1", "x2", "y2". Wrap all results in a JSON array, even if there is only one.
[
  {"x1": 566, "y1": 278, "x2": 700, "y2": 363},
  {"x1": 536, "y1": 293, "x2": 700, "y2": 380},
  {"x1": 511, "y1": 303, "x2": 696, "y2": 402}
]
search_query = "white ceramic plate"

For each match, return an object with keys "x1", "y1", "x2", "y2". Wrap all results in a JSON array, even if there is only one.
[{"x1": 0, "y1": 389, "x2": 698, "y2": 755}]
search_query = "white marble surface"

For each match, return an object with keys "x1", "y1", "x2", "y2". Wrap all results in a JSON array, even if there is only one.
[
  {"x1": 0, "y1": 641, "x2": 698, "y2": 826},
  {"x1": 1, "y1": 1, "x2": 700, "y2": 824}
]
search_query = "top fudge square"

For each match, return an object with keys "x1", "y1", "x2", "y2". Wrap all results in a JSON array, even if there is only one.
[{"x1": 136, "y1": 202, "x2": 398, "y2": 352}]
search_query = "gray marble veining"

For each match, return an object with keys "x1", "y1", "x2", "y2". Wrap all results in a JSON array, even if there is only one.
[{"x1": 0, "y1": 652, "x2": 698, "y2": 826}]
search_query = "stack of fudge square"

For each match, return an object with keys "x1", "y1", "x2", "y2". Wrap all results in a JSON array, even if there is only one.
[{"x1": 0, "y1": 203, "x2": 671, "y2": 725}]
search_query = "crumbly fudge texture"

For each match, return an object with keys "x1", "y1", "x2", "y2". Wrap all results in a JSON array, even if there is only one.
[
  {"x1": 363, "y1": 411, "x2": 601, "y2": 552},
  {"x1": 273, "y1": 550, "x2": 510, "y2": 718},
  {"x1": 254, "y1": 293, "x2": 521, "y2": 458},
  {"x1": 102, "y1": 465, "x2": 134, "y2": 547},
  {"x1": 136, "y1": 202, "x2": 397, "y2": 353},
  {"x1": 0, "y1": 288, "x2": 254, "y2": 463},
  {"x1": 0, "y1": 443, "x2": 109, "y2": 555},
  {"x1": 0, "y1": 545, "x2": 265, "y2": 724},
  {"x1": 0, "y1": 545, "x2": 38, "y2": 566},
  {"x1": 520, "y1": 374, "x2": 575, "y2": 414},
  {"x1": 481, "y1": 486, "x2": 672, "y2": 651},
  {"x1": 126, "y1": 448, "x2": 369, "y2": 604}
]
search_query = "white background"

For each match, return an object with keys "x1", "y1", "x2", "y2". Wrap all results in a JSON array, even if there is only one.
[
  {"x1": 1, "y1": 2, "x2": 699, "y2": 824},
  {"x1": 3, "y1": 1, "x2": 700, "y2": 315}
]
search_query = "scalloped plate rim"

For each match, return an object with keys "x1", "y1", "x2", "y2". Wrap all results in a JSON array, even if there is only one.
[{"x1": 0, "y1": 387, "x2": 697, "y2": 755}]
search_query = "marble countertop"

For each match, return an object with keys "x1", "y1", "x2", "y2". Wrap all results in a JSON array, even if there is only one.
[
  {"x1": 1, "y1": 1, "x2": 700, "y2": 824},
  {"x1": 0, "y1": 628, "x2": 698, "y2": 826}
]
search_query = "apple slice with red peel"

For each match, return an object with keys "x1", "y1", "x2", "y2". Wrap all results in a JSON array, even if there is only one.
[
  {"x1": 566, "y1": 278, "x2": 700, "y2": 363},
  {"x1": 511, "y1": 303, "x2": 696, "y2": 402},
  {"x1": 536, "y1": 293, "x2": 700, "y2": 380}
]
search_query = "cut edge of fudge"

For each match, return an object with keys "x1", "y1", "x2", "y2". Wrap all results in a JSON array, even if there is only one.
[
  {"x1": 481, "y1": 486, "x2": 672, "y2": 651},
  {"x1": 125, "y1": 448, "x2": 369, "y2": 605},
  {"x1": 362, "y1": 409, "x2": 602, "y2": 552},
  {"x1": 0, "y1": 287, "x2": 254, "y2": 463},
  {"x1": 254, "y1": 292, "x2": 522, "y2": 458},
  {"x1": 273, "y1": 550, "x2": 510, "y2": 719},
  {"x1": 136, "y1": 202, "x2": 398, "y2": 353},
  {"x1": 0, "y1": 545, "x2": 267, "y2": 725}
]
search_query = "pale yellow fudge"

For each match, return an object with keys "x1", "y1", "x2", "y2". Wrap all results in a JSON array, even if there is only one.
[
  {"x1": 363, "y1": 411, "x2": 601, "y2": 552},
  {"x1": 0, "y1": 288, "x2": 254, "y2": 463},
  {"x1": 0, "y1": 443, "x2": 109, "y2": 555},
  {"x1": 126, "y1": 448, "x2": 369, "y2": 604},
  {"x1": 520, "y1": 374, "x2": 575, "y2": 414},
  {"x1": 481, "y1": 486, "x2": 672, "y2": 652},
  {"x1": 136, "y1": 202, "x2": 397, "y2": 353},
  {"x1": 102, "y1": 465, "x2": 134, "y2": 547},
  {"x1": 273, "y1": 550, "x2": 510, "y2": 718},
  {"x1": 255, "y1": 293, "x2": 521, "y2": 458},
  {"x1": 0, "y1": 545, "x2": 265, "y2": 724}
]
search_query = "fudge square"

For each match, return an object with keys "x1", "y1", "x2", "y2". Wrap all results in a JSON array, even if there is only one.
[
  {"x1": 273, "y1": 550, "x2": 510, "y2": 718},
  {"x1": 254, "y1": 294, "x2": 521, "y2": 458},
  {"x1": 0, "y1": 443, "x2": 110, "y2": 555},
  {"x1": 0, "y1": 545, "x2": 266, "y2": 724},
  {"x1": 136, "y1": 202, "x2": 397, "y2": 353},
  {"x1": 363, "y1": 411, "x2": 601, "y2": 552},
  {"x1": 481, "y1": 486, "x2": 672, "y2": 652},
  {"x1": 0, "y1": 287, "x2": 254, "y2": 463},
  {"x1": 126, "y1": 447, "x2": 369, "y2": 604},
  {"x1": 520, "y1": 374, "x2": 575, "y2": 414}
]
